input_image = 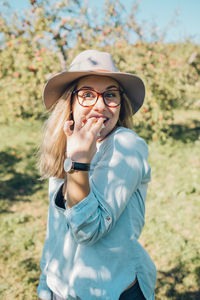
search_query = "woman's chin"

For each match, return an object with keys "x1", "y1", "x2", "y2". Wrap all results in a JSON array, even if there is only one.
[{"x1": 97, "y1": 127, "x2": 115, "y2": 141}]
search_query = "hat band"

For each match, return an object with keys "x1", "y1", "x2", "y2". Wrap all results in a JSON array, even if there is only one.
[{"x1": 88, "y1": 69, "x2": 111, "y2": 73}]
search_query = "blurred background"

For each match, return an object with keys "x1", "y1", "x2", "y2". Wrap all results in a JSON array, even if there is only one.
[{"x1": 0, "y1": 0, "x2": 200, "y2": 299}]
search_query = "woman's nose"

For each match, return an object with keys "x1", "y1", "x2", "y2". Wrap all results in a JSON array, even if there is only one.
[{"x1": 93, "y1": 95, "x2": 106, "y2": 111}]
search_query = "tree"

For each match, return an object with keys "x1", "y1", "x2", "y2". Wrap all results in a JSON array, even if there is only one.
[{"x1": 0, "y1": 0, "x2": 199, "y2": 140}]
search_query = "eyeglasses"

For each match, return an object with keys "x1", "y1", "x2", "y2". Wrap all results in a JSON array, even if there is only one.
[{"x1": 72, "y1": 88, "x2": 123, "y2": 107}]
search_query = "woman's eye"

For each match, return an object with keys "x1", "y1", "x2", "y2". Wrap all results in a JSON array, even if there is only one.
[
  {"x1": 105, "y1": 91, "x2": 116, "y2": 98},
  {"x1": 83, "y1": 91, "x2": 95, "y2": 98}
]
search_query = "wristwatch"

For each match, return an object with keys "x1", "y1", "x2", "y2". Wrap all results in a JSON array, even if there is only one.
[{"x1": 64, "y1": 157, "x2": 90, "y2": 173}]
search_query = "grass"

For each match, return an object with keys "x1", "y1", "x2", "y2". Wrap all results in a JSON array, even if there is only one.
[
  {"x1": 141, "y1": 138, "x2": 200, "y2": 299},
  {"x1": 0, "y1": 112, "x2": 200, "y2": 299},
  {"x1": 0, "y1": 119, "x2": 48, "y2": 300}
]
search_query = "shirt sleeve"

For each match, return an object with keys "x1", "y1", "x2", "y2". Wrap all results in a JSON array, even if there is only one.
[
  {"x1": 37, "y1": 211, "x2": 53, "y2": 300},
  {"x1": 65, "y1": 129, "x2": 151, "y2": 246},
  {"x1": 37, "y1": 178, "x2": 64, "y2": 300}
]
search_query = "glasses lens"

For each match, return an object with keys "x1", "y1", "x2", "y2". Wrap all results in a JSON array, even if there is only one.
[
  {"x1": 77, "y1": 89, "x2": 97, "y2": 106},
  {"x1": 104, "y1": 90, "x2": 121, "y2": 107}
]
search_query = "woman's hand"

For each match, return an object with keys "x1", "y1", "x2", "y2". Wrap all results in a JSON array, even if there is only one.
[
  {"x1": 63, "y1": 116, "x2": 104, "y2": 207},
  {"x1": 64, "y1": 116, "x2": 104, "y2": 163}
]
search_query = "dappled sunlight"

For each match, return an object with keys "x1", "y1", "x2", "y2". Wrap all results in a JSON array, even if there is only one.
[{"x1": 0, "y1": 0, "x2": 199, "y2": 297}]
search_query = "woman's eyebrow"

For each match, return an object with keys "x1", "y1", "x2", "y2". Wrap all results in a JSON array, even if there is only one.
[
  {"x1": 105, "y1": 85, "x2": 119, "y2": 90},
  {"x1": 79, "y1": 85, "x2": 119, "y2": 90},
  {"x1": 79, "y1": 86, "x2": 93, "y2": 89}
]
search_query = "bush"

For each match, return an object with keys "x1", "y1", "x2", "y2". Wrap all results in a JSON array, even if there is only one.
[
  {"x1": 0, "y1": 0, "x2": 199, "y2": 141},
  {"x1": 109, "y1": 42, "x2": 200, "y2": 140},
  {"x1": 0, "y1": 33, "x2": 61, "y2": 121}
]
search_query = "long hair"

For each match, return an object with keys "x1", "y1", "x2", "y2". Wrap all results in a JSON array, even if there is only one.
[
  {"x1": 38, "y1": 81, "x2": 134, "y2": 179},
  {"x1": 117, "y1": 92, "x2": 134, "y2": 129},
  {"x1": 38, "y1": 83, "x2": 75, "y2": 179}
]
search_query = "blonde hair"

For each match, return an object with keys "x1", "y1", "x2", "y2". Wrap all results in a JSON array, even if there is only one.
[
  {"x1": 38, "y1": 80, "x2": 134, "y2": 179},
  {"x1": 38, "y1": 84, "x2": 75, "y2": 179},
  {"x1": 118, "y1": 92, "x2": 134, "y2": 128}
]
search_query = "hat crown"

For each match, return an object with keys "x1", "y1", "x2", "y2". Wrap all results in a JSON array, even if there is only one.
[{"x1": 69, "y1": 50, "x2": 118, "y2": 72}]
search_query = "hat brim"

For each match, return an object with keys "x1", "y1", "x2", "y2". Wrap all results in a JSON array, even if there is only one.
[{"x1": 43, "y1": 70, "x2": 145, "y2": 114}]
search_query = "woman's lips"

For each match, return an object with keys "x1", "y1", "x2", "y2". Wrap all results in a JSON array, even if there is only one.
[
  {"x1": 82, "y1": 117, "x2": 109, "y2": 130},
  {"x1": 90, "y1": 117, "x2": 109, "y2": 125}
]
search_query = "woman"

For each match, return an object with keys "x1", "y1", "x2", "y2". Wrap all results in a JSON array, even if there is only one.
[{"x1": 37, "y1": 50, "x2": 156, "y2": 300}]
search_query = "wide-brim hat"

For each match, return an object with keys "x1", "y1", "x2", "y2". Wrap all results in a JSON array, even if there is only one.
[{"x1": 43, "y1": 49, "x2": 145, "y2": 114}]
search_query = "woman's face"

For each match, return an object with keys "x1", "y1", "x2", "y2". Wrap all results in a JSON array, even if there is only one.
[{"x1": 72, "y1": 75, "x2": 121, "y2": 140}]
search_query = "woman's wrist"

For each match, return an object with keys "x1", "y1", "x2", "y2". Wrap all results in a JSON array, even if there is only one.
[
  {"x1": 67, "y1": 152, "x2": 93, "y2": 164},
  {"x1": 67, "y1": 171, "x2": 90, "y2": 208}
]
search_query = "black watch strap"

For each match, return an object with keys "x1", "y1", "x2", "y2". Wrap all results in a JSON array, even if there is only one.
[
  {"x1": 72, "y1": 162, "x2": 90, "y2": 171},
  {"x1": 64, "y1": 157, "x2": 90, "y2": 172}
]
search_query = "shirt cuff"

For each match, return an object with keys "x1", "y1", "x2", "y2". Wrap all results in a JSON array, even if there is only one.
[
  {"x1": 65, "y1": 192, "x2": 98, "y2": 226},
  {"x1": 37, "y1": 284, "x2": 52, "y2": 300},
  {"x1": 64, "y1": 192, "x2": 99, "y2": 244}
]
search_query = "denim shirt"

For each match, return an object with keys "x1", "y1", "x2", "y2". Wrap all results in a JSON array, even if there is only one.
[{"x1": 37, "y1": 127, "x2": 157, "y2": 300}]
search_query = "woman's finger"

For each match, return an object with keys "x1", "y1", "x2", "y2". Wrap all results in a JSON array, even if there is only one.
[
  {"x1": 64, "y1": 120, "x2": 74, "y2": 136},
  {"x1": 74, "y1": 115, "x2": 86, "y2": 132},
  {"x1": 97, "y1": 122, "x2": 105, "y2": 137},
  {"x1": 94, "y1": 118, "x2": 105, "y2": 136},
  {"x1": 85, "y1": 117, "x2": 104, "y2": 135}
]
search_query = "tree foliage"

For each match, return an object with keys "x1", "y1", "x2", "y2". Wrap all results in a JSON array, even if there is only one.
[{"x1": 0, "y1": 0, "x2": 199, "y2": 140}]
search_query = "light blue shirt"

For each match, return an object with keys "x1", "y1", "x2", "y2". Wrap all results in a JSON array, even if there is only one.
[{"x1": 37, "y1": 127, "x2": 157, "y2": 300}]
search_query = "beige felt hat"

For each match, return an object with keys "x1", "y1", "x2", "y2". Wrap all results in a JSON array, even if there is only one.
[{"x1": 43, "y1": 49, "x2": 145, "y2": 114}]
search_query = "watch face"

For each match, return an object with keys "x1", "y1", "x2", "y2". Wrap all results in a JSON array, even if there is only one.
[{"x1": 64, "y1": 158, "x2": 73, "y2": 172}]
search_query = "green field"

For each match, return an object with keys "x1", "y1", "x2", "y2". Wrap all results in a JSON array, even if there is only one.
[{"x1": 0, "y1": 111, "x2": 200, "y2": 300}]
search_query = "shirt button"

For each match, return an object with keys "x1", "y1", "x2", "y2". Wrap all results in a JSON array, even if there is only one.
[{"x1": 106, "y1": 216, "x2": 111, "y2": 221}]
